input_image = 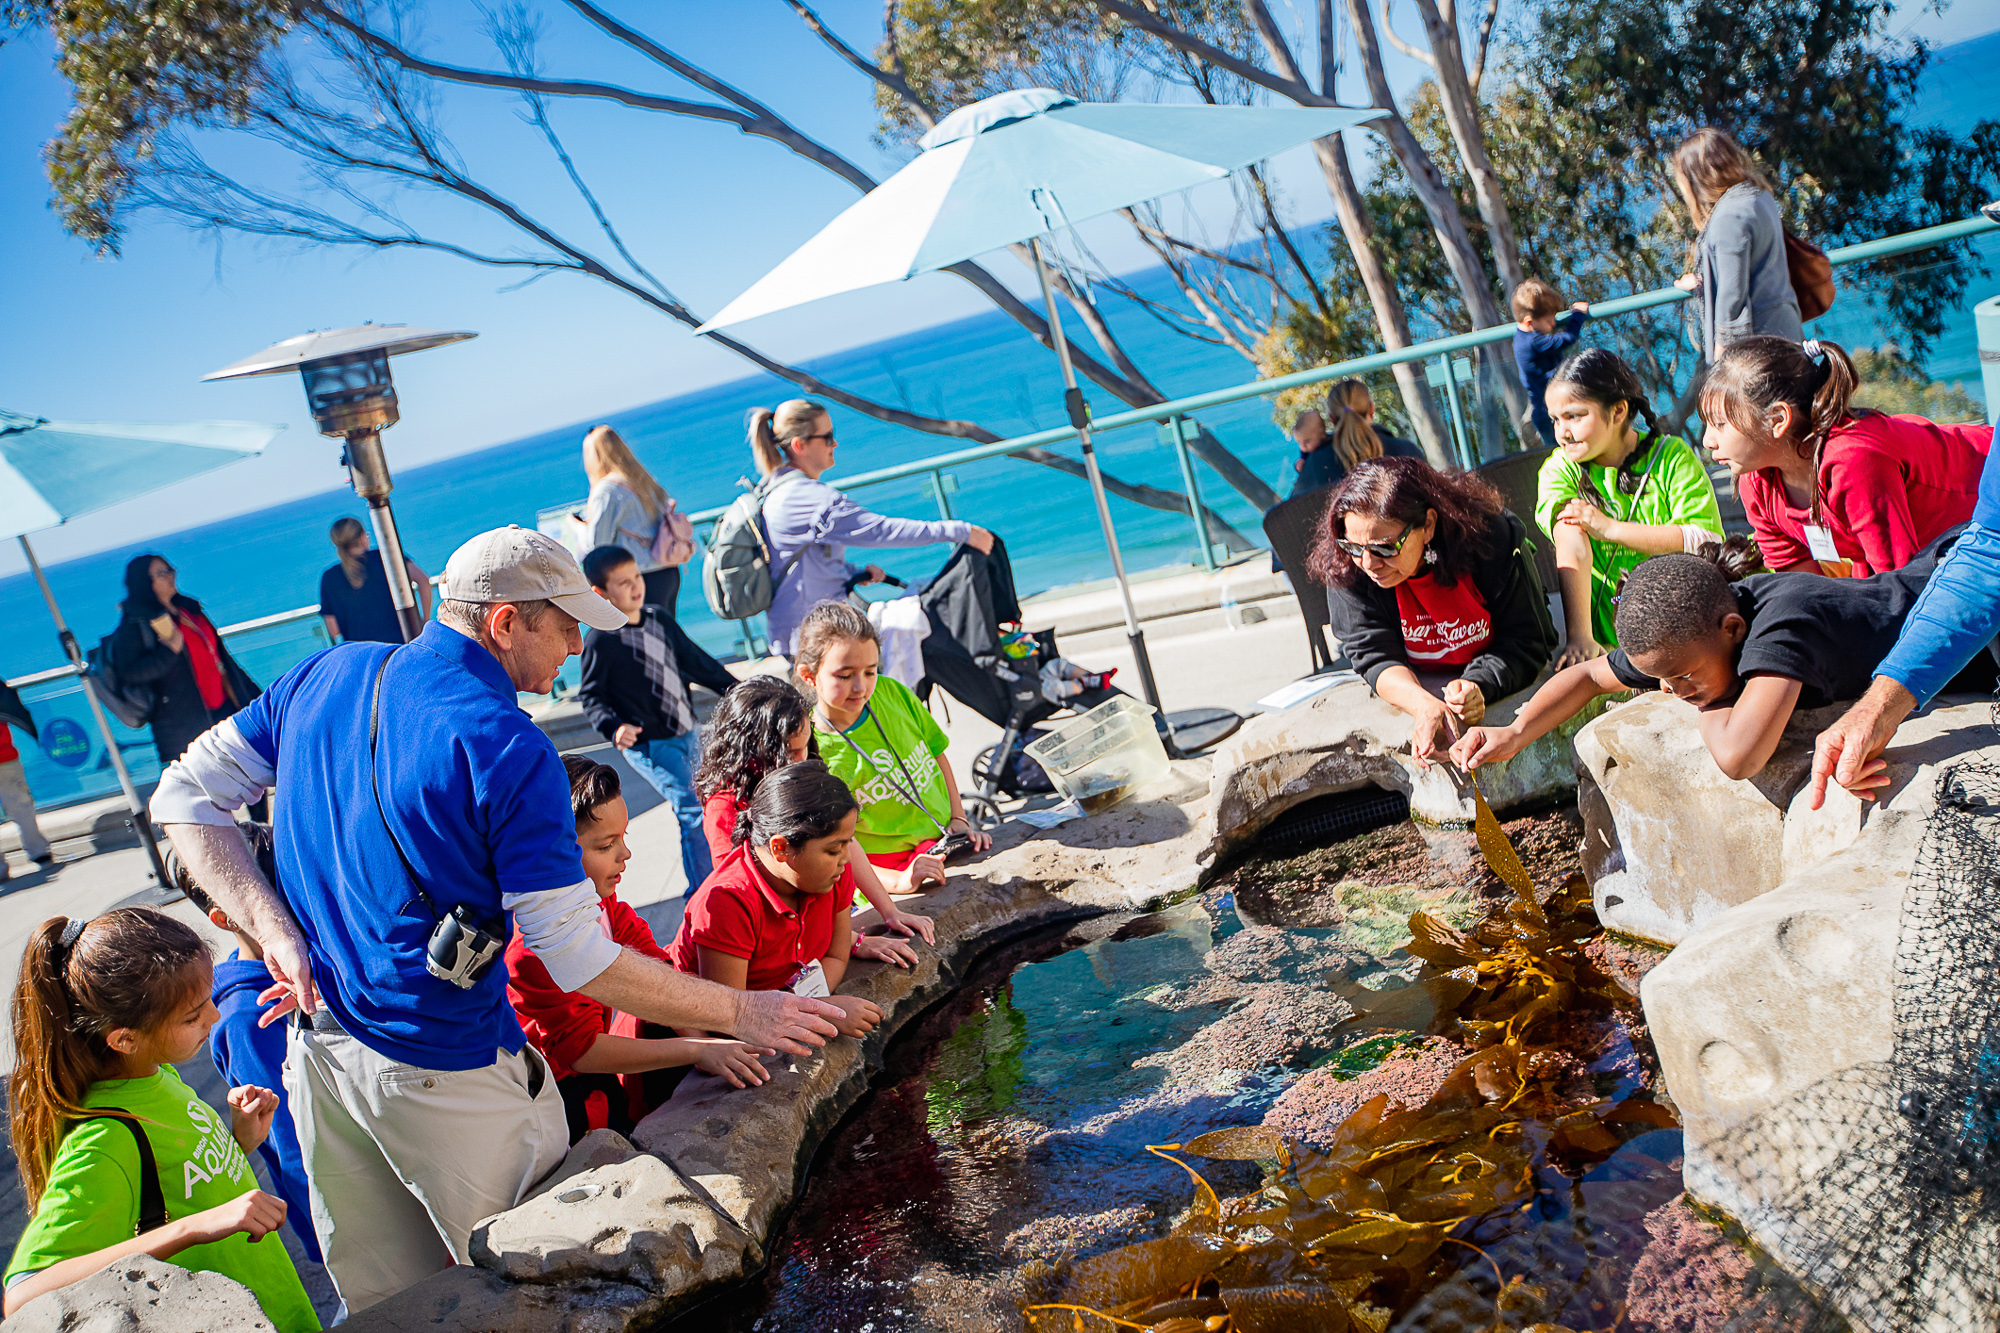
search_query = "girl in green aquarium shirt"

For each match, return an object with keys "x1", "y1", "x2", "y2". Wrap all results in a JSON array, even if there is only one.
[
  {"x1": 793, "y1": 601, "x2": 991, "y2": 894},
  {"x1": 5, "y1": 908, "x2": 316, "y2": 1331},
  {"x1": 1536, "y1": 349, "x2": 1724, "y2": 667}
]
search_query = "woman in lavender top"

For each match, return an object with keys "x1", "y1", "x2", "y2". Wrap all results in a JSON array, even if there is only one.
[{"x1": 749, "y1": 400, "x2": 994, "y2": 656}]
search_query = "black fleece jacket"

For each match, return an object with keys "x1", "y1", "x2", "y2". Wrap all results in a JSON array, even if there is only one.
[{"x1": 1325, "y1": 508, "x2": 1556, "y2": 701}]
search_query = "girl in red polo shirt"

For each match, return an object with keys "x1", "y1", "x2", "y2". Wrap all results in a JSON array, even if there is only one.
[
  {"x1": 506, "y1": 755, "x2": 772, "y2": 1141},
  {"x1": 1702, "y1": 336, "x2": 1992, "y2": 578},
  {"x1": 669, "y1": 762, "x2": 882, "y2": 1039},
  {"x1": 695, "y1": 675, "x2": 933, "y2": 959}
]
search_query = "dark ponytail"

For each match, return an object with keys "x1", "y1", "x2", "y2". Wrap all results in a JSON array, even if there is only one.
[
  {"x1": 1701, "y1": 336, "x2": 1862, "y2": 471},
  {"x1": 10, "y1": 909, "x2": 208, "y2": 1208},
  {"x1": 733, "y1": 760, "x2": 857, "y2": 851},
  {"x1": 1546, "y1": 349, "x2": 1661, "y2": 506}
]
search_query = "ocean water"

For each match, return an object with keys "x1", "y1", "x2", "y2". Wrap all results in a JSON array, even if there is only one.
[{"x1": 3, "y1": 29, "x2": 1994, "y2": 804}]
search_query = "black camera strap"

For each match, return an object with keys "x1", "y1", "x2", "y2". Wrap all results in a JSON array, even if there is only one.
[
  {"x1": 79, "y1": 1112, "x2": 169, "y2": 1235},
  {"x1": 852, "y1": 705, "x2": 951, "y2": 840},
  {"x1": 369, "y1": 650, "x2": 448, "y2": 926}
]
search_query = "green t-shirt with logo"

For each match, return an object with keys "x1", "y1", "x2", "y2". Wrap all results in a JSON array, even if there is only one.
[
  {"x1": 817, "y1": 675, "x2": 952, "y2": 855},
  {"x1": 1535, "y1": 434, "x2": 1722, "y2": 648},
  {"x1": 6, "y1": 1066, "x2": 318, "y2": 1333}
]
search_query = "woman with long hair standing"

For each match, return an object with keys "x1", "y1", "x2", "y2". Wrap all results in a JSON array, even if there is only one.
[
  {"x1": 1671, "y1": 128, "x2": 1803, "y2": 360},
  {"x1": 110, "y1": 555, "x2": 259, "y2": 768},
  {"x1": 583, "y1": 425, "x2": 693, "y2": 613},
  {"x1": 1309, "y1": 458, "x2": 1557, "y2": 764}
]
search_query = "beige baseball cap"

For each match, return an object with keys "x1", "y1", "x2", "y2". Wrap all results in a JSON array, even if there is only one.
[{"x1": 441, "y1": 526, "x2": 627, "y2": 632}]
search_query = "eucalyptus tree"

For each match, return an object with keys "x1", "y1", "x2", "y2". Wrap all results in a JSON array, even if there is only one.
[{"x1": 2, "y1": 0, "x2": 1309, "y2": 547}]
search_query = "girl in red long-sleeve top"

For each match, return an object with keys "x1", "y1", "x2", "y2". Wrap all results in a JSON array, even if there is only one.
[
  {"x1": 505, "y1": 755, "x2": 771, "y2": 1142},
  {"x1": 1703, "y1": 336, "x2": 1991, "y2": 578}
]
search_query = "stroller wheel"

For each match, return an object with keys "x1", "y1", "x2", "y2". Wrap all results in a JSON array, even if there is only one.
[
  {"x1": 971, "y1": 743, "x2": 999, "y2": 784},
  {"x1": 962, "y1": 795, "x2": 1003, "y2": 833}
]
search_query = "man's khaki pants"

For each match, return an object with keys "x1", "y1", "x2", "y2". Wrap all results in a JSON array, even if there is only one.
[{"x1": 283, "y1": 1013, "x2": 569, "y2": 1312}]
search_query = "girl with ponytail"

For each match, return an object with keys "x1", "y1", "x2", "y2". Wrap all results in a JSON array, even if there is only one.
[
  {"x1": 1702, "y1": 336, "x2": 1993, "y2": 578},
  {"x1": 5, "y1": 909, "x2": 315, "y2": 1329},
  {"x1": 1535, "y1": 348, "x2": 1724, "y2": 662},
  {"x1": 1289, "y1": 379, "x2": 1423, "y2": 500}
]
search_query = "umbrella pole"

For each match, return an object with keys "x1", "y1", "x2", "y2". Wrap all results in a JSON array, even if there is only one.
[
  {"x1": 16, "y1": 536, "x2": 172, "y2": 888},
  {"x1": 1030, "y1": 238, "x2": 1166, "y2": 720}
]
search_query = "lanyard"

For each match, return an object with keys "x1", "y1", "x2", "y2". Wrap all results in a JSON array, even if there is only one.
[
  {"x1": 821, "y1": 704, "x2": 949, "y2": 838},
  {"x1": 1582, "y1": 434, "x2": 1662, "y2": 521}
]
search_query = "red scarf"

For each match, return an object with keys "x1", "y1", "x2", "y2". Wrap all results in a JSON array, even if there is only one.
[
  {"x1": 1393, "y1": 571, "x2": 1492, "y2": 668},
  {"x1": 175, "y1": 608, "x2": 227, "y2": 711}
]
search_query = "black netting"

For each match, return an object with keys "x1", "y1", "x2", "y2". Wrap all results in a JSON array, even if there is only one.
[{"x1": 1672, "y1": 711, "x2": 2000, "y2": 1331}]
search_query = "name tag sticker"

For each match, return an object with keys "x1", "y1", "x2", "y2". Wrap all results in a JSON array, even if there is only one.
[
  {"x1": 1803, "y1": 524, "x2": 1840, "y2": 563},
  {"x1": 789, "y1": 960, "x2": 831, "y2": 998}
]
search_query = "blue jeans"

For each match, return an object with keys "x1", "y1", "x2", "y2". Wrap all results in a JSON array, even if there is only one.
[{"x1": 623, "y1": 730, "x2": 712, "y2": 893}]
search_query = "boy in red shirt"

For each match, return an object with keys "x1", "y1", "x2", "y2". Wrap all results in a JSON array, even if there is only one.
[{"x1": 505, "y1": 755, "x2": 772, "y2": 1140}]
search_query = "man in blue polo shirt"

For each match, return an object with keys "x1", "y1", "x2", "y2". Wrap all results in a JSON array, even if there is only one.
[{"x1": 153, "y1": 526, "x2": 842, "y2": 1312}]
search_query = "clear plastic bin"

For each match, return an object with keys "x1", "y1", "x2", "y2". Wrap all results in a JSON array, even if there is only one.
[{"x1": 1024, "y1": 696, "x2": 1170, "y2": 814}]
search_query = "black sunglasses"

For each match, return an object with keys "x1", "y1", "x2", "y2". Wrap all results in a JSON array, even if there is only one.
[{"x1": 1334, "y1": 521, "x2": 1416, "y2": 561}]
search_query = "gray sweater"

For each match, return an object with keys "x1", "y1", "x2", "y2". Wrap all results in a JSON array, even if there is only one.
[
  {"x1": 1697, "y1": 182, "x2": 1803, "y2": 360},
  {"x1": 762, "y1": 467, "x2": 972, "y2": 655}
]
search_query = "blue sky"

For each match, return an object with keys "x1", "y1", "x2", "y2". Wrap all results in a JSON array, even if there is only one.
[{"x1": 2, "y1": 0, "x2": 1992, "y2": 574}]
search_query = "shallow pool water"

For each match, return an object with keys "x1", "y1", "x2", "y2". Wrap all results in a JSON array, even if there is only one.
[{"x1": 699, "y1": 815, "x2": 1692, "y2": 1333}]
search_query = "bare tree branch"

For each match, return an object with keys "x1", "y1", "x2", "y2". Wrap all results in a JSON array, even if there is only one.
[
  {"x1": 1469, "y1": 0, "x2": 1501, "y2": 90},
  {"x1": 782, "y1": 0, "x2": 938, "y2": 127},
  {"x1": 1377, "y1": 0, "x2": 1436, "y2": 66},
  {"x1": 1092, "y1": 0, "x2": 1341, "y2": 106}
]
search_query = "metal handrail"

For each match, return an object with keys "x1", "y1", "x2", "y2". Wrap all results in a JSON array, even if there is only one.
[
  {"x1": 659, "y1": 213, "x2": 1997, "y2": 522},
  {"x1": 5, "y1": 604, "x2": 329, "y2": 691},
  {"x1": 16, "y1": 212, "x2": 1991, "y2": 697}
]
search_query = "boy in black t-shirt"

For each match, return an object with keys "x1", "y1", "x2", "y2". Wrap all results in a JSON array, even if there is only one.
[{"x1": 1451, "y1": 528, "x2": 1995, "y2": 781}]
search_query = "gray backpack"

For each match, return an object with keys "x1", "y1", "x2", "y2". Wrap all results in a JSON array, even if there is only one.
[{"x1": 702, "y1": 475, "x2": 810, "y2": 621}]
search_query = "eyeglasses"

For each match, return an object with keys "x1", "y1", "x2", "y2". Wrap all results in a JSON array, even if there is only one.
[{"x1": 1334, "y1": 522, "x2": 1416, "y2": 561}]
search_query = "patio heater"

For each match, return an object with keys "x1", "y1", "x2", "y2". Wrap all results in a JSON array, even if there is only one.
[{"x1": 204, "y1": 325, "x2": 476, "y2": 641}]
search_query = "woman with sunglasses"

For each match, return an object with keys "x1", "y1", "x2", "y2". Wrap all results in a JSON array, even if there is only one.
[
  {"x1": 1536, "y1": 349, "x2": 1722, "y2": 668},
  {"x1": 749, "y1": 400, "x2": 995, "y2": 657},
  {"x1": 1308, "y1": 457, "x2": 1557, "y2": 766}
]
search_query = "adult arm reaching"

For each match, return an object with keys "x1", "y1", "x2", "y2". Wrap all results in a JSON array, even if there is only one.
[
  {"x1": 152, "y1": 723, "x2": 317, "y2": 1018},
  {"x1": 1810, "y1": 521, "x2": 2000, "y2": 807}
]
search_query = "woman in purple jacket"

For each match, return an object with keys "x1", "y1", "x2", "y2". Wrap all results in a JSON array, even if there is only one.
[{"x1": 750, "y1": 400, "x2": 995, "y2": 657}]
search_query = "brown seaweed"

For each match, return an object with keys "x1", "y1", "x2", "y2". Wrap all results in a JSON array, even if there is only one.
[{"x1": 1022, "y1": 808, "x2": 1673, "y2": 1333}]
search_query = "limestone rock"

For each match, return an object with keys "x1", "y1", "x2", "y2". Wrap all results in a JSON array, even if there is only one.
[
  {"x1": 4, "y1": 1255, "x2": 275, "y2": 1332},
  {"x1": 1580, "y1": 693, "x2": 1993, "y2": 944},
  {"x1": 338, "y1": 1263, "x2": 667, "y2": 1333},
  {"x1": 1204, "y1": 675, "x2": 1603, "y2": 864},
  {"x1": 470, "y1": 1150, "x2": 757, "y2": 1294}
]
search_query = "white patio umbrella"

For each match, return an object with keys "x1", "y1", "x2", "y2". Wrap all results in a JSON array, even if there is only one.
[
  {"x1": 0, "y1": 409, "x2": 283, "y2": 886},
  {"x1": 701, "y1": 89, "x2": 1385, "y2": 740}
]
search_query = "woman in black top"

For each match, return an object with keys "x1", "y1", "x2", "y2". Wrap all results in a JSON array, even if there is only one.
[
  {"x1": 1290, "y1": 378, "x2": 1425, "y2": 500},
  {"x1": 109, "y1": 554, "x2": 260, "y2": 766},
  {"x1": 1309, "y1": 458, "x2": 1557, "y2": 763}
]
